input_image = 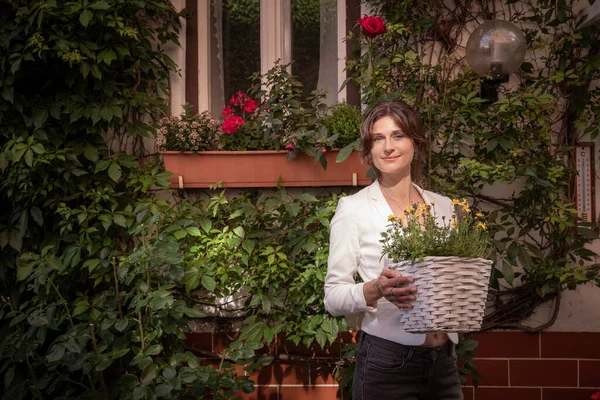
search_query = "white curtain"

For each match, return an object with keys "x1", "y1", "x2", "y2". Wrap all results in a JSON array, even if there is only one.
[
  {"x1": 209, "y1": 0, "x2": 225, "y2": 117},
  {"x1": 317, "y1": 0, "x2": 338, "y2": 105}
]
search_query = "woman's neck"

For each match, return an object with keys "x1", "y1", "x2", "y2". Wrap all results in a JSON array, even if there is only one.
[{"x1": 378, "y1": 175, "x2": 414, "y2": 203}]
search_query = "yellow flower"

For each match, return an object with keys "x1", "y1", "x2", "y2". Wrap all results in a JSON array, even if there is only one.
[
  {"x1": 417, "y1": 203, "x2": 428, "y2": 214},
  {"x1": 450, "y1": 220, "x2": 457, "y2": 228},
  {"x1": 405, "y1": 204, "x2": 414, "y2": 214},
  {"x1": 450, "y1": 199, "x2": 460, "y2": 206},
  {"x1": 476, "y1": 212, "x2": 484, "y2": 218},
  {"x1": 476, "y1": 222, "x2": 488, "y2": 231},
  {"x1": 388, "y1": 215, "x2": 401, "y2": 223},
  {"x1": 430, "y1": 201, "x2": 436, "y2": 206}
]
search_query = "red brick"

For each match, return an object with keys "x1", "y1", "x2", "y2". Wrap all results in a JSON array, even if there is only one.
[
  {"x1": 541, "y1": 332, "x2": 600, "y2": 359},
  {"x1": 471, "y1": 331, "x2": 539, "y2": 358},
  {"x1": 510, "y1": 360, "x2": 577, "y2": 387},
  {"x1": 580, "y1": 360, "x2": 600, "y2": 387},
  {"x1": 279, "y1": 386, "x2": 341, "y2": 400},
  {"x1": 543, "y1": 388, "x2": 600, "y2": 400},
  {"x1": 473, "y1": 387, "x2": 541, "y2": 400},
  {"x1": 462, "y1": 386, "x2": 474, "y2": 400},
  {"x1": 186, "y1": 332, "x2": 213, "y2": 352},
  {"x1": 235, "y1": 386, "x2": 278, "y2": 400},
  {"x1": 249, "y1": 362, "x2": 310, "y2": 386},
  {"x1": 214, "y1": 332, "x2": 241, "y2": 353},
  {"x1": 466, "y1": 359, "x2": 509, "y2": 386}
]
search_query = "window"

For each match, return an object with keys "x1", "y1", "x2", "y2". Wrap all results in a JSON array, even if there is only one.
[{"x1": 182, "y1": 0, "x2": 359, "y2": 115}]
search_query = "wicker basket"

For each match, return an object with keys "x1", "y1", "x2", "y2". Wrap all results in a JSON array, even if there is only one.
[{"x1": 389, "y1": 256, "x2": 493, "y2": 333}]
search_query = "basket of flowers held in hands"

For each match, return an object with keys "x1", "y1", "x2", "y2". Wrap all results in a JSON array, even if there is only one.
[{"x1": 381, "y1": 199, "x2": 493, "y2": 333}]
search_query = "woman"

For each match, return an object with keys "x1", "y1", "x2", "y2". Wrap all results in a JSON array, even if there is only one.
[{"x1": 324, "y1": 101, "x2": 462, "y2": 400}]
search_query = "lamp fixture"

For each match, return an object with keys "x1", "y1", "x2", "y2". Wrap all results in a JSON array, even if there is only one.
[{"x1": 466, "y1": 20, "x2": 527, "y2": 102}]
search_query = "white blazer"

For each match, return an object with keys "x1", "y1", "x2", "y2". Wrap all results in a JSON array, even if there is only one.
[{"x1": 324, "y1": 179, "x2": 459, "y2": 345}]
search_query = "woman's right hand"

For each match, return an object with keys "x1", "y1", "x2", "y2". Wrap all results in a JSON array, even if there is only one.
[{"x1": 364, "y1": 268, "x2": 417, "y2": 309}]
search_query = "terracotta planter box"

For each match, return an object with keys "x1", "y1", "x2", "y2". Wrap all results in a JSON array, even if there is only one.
[{"x1": 160, "y1": 150, "x2": 372, "y2": 188}]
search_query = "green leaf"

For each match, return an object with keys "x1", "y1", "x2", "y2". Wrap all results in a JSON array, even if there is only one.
[
  {"x1": 199, "y1": 218, "x2": 212, "y2": 233},
  {"x1": 336, "y1": 142, "x2": 355, "y2": 163},
  {"x1": 110, "y1": 349, "x2": 130, "y2": 360},
  {"x1": 108, "y1": 162, "x2": 122, "y2": 182},
  {"x1": 133, "y1": 386, "x2": 146, "y2": 400},
  {"x1": 185, "y1": 226, "x2": 201, "y2": 236},
  {"x1": 46, "y1": 345, "x2": 65, "y2": 362},
  {"x1": 162, "y1": 367, "x2": 176, "y2": 380},
  {"x1": 173, "y1": 229, "x2": 187, "y2": 239},
  {"x1": 578, "y1": 228, "x2": 599, "y2": 240},
  {"x1": 114, "y1": 319, "x2": 129, "y2": 332},
  {"x1": 0, "y1": 152, "x2": 8, "y2": 171},
  {"x1": 89, "y1": 0, "x2": 111, "y2": 9},
  {"x1": 32, "y1": 109, "x2": 48, "y2": 129},
  {"x1": 201, "y1": 275, "x2": 216, "y2": 291},
  {"x1": 145, "y1": 345, "x2": 162, "y2": 356},
  {"x1": 502, "y1": 260, "x2": 515, "y2": 286},
  {"x1": 140, "y1": 363, "x2": 158, "y2": 386},
  {"x1": 113, "y1": 214, "x2": 127, "y2": 228},
  {"x1": 80, "y1": 10, "x2": 93, "y2": 27},
  {"x1": 120, "y1": 374, "x2": 139, "y2": 390},
  {"x1": 17, "y1": 261, "x2": 36, "y2": 281},
  {"x1": 242, "y1": 239, "x2": 255, "y2": 254},
  {"x1": 84, "y1": 145, "x2": 99, "y2": 162},
  {"x1": 24, "y1": 149, "x2": 33, "y2": 167},
  {"x1": 183, "y1": 308, "x2": 205, "y2": 318},
  {"x1": 101, "y1": 105, "x2": 114, "y2": 120},
  {"x1": 233, "y1": 226, "x2": 245, "y2": 238},
  {"x1": 155, "y1": 384, "x2": 173, "y2": 397}
]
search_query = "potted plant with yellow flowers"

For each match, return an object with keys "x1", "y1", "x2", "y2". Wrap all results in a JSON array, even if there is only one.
[{"x1": 381, "y1": 199, "x2": 493, "y2": 333}]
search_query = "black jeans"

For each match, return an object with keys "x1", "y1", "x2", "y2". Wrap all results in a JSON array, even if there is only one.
[{"x1": 352, "y1": 331, "x2": 463, "y2": 400}]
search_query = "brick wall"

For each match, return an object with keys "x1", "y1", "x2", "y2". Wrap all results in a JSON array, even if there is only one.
[{"x1": 186, "y1": 331, "x2": 600, "y2": 400}]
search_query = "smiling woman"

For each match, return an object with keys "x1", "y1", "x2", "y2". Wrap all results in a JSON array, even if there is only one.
[{"x1": 325, "y1": 100, "x2": 464, "y2": 400}]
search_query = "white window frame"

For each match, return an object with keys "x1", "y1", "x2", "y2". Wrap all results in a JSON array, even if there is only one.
[{"x1": 171, "y1": 0, "x2": 348, "y2": 114}]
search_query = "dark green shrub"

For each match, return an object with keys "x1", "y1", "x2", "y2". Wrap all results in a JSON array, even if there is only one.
[{"x1": 322, "y1": 102, "x2": 362, "y2": 149}]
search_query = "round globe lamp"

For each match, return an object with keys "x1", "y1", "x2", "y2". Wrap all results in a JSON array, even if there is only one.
[{"x1": 466, "y1": 20, "x2": 527, "y2": 101}]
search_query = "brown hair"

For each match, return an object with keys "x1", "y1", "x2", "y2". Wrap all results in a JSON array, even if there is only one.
[{"x1": 360, "y1": 100, "x2": 428, "y2": 180}]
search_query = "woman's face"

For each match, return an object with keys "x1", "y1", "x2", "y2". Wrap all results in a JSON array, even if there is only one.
[{"x1": 369, "y1": 116, "x2": 415, "y2": 178}]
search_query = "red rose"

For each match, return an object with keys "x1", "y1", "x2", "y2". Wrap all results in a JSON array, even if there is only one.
[
  {"x1": 242, "y1": 98, "x2": 258, "y2": 113},
  {"x1": 358, "y1": 16, "x2": 386, "y2": 38},
  {"x1": 222, "y1": 105, "x2": 233, "y2": 117},
  {"x1": 592, "y1": 391, "x2": 600, "y2": 400},
  {"x1": 222, "y1": 116, "x2": 244, "y2": 134}
]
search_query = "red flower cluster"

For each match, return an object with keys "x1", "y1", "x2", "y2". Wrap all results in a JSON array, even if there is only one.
[
  {"x1": 221, "y1": 91, "x2": 259, "y2": 134},
  {"x1": 358, "y1": 15, "x2": 386, "y2": 38},
  {"x1": 591, "y1": 391, "x2": 600, "y2": 400}
]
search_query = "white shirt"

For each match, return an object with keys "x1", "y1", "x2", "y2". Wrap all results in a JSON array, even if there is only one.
[{"x1": 324, "y1": 180, "x2": 459, "y2": 345}]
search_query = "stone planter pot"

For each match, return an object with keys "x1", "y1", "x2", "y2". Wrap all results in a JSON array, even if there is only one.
[
  {"x1": 389, "y1": 256, "x2": 493, "y2": 333},
  {"x1": 160, "y1": 150, "x2": 372, "y2": 188}
]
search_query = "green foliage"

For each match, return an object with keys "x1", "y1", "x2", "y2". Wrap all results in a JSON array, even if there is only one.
[
  {"x1": 354, "y1": 0, "x2": 600, "y2": 312},
  {"x1": 322, "y1": 101, "x2": 362, "y2": 149},
  {"x1": 381, "y1": 200, "x2": 492, "y2": 263},
  {"x1": 178, "y1": 188, "x2": 346, "y2": 357},
  {"x1": 0, "y1": 1, "x2": 252, "y2": 398}
]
